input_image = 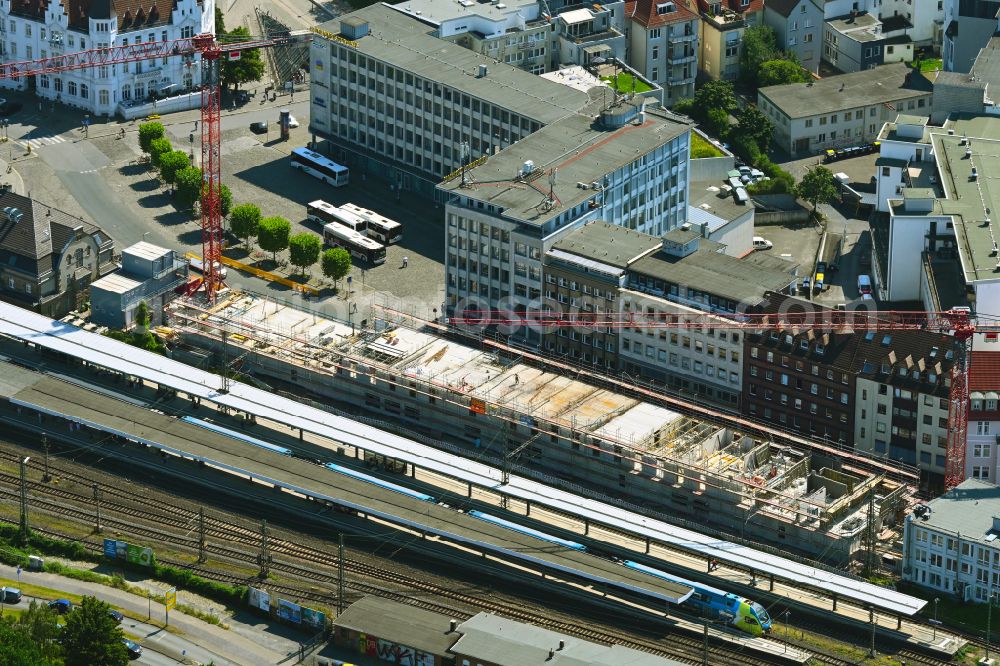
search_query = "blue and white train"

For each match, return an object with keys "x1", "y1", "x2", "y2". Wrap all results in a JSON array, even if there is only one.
[{"x1": 623, "y1": 560, "x2": 772, "y2": 635}]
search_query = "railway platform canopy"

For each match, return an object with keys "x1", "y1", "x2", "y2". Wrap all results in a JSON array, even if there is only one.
[{"x1": 0, "y1": 302, "x2": 926, "y2": 617}]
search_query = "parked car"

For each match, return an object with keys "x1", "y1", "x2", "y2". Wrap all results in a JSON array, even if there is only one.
[
  {"x1": 752, "y1": 236, "x2": 773, "y2": 250},
  {"x1": 857, "y1": 274, "x2": 873, "y2": 295},
  {"x1": 236, "y1": 90, "x2": 250, "y2": 105},
  {"x1": 0, "y1": 101, "x2": 22, "y2": 116},
  {"x1": 48, "y1": 599, "x2": 72, "y2": 614},
  {"x1": 801, "y1": 277, "x2": 811, "y2": 293},
  {"x1": 123, "y1": 639, "x2": 143, "y2": 660},
  {"x1": 108, "y1": 609, "x2": 124, "y2": 623},
  {"x1": 249, "y1": 121, "x2": 268, "y2": 134},
  {"x1": 1, "y1": 587, "x2": 21, "y2": 604}
]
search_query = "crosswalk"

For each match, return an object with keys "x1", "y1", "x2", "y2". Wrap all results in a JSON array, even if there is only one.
[{"x1": 21, "y1": 134, "x2": 67, "y2": 149}]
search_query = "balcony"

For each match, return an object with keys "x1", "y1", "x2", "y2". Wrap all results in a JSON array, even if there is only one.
[
  {"x1": 572, "y1": 28, "x2": 623, "y2": 45},
  {"x1": 673, "y1": 32, "x2": 698, "y2": 43},
  {"x1": 667, "y1": 50, "x2": 697, "y2": 64},
  {"x1": 702, "y1": 11, "x2": 746, "y2": 31},
  {"x1": 668, "y1": 74, "x2": 697, "y2": 86}
]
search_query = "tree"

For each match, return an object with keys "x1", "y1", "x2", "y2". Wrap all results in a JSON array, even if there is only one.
[
  {"x1": 220, "y1": 184, "x2": 233, "y2": 218},
  {"x1": 60, "y1": 596, "x2": 128, "y2": 666},
  {"x1": 134, "y1": 300, "x2": 150, "y2": 332},
  {"x1": 740, "y1": 25, "x2": 780, "y2": 86},
  {"x1": 758, "y1": 59, "x2": 811, "y2": 87},
  {"x1": 214, "y1": 4, "x2": 226, "y2": 35},
  {"x1": 321, "y1": 247, "x2": 351, "y2": 288},
  {"x1": 693, "y1": 80, "x2": 737, "y2": 117},
  {"x1": 288, "y1": 232, "x2": 321, "y2": 276},
  {"x1": 797, "y1": 165, "x2": 838, "y2": 214},
  {"x1": 149, "y1": 137, "x2": 172, "y2": 167},
  {"x1": 704, "y1": 108, "x2": 731, "y2": 139},
  {"x1": 221, "y1": 27, "x2": 265, "y2": 93},
  {"x1": 0, "y1": 620, "x2": 55, "y2": 666},
  {"x1": 174, "y1": 166, "x2": 203, "y2": 210},
  {"x1": 159, "y1": 150, "x2": 190, "y2": 186},
  {"x1": 230, "y1": 203, "x2": 262, "y2": 249},
  {"x1": 257, "y1": 216, "x2": 291, "y2": 262},
  {"x1": 137, "y1": 121, "x2": 165, "y2": 154},
  {"x1": 735, "y1": 105, "x2": 773, "y2": 153},
  {"x1": 17, "y1": 601, "x2": 63, "y2": 663}
]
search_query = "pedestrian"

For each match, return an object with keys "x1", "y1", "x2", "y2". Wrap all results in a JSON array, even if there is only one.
[{"x1": 402, "y1": 256, "x2": 408, "y2": 268}]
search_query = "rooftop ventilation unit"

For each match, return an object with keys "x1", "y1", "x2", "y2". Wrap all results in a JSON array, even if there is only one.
[
  {"x1": 960, "y1": 135, "x2": 968, "y2": 145},
  {"x1": 972, "y1": 167, "x2": 979, "y2": 180},
  {"x1": 966, "y1": 148, "x2": 973, "y2": 159},
  {"x1": 521, "y1": 159, "x2": 534, "y2": 175},
  {"x1": 947, "y1": 128, "x2": 955, "y2": 135}
]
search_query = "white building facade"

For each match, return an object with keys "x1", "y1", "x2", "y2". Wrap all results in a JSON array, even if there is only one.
[
  {"x1": 903, "y1": 480, "x2": 1000, "y2": 602},
  {"x1": 0, "y1": 0, "x2": 212, "y2": 117}
]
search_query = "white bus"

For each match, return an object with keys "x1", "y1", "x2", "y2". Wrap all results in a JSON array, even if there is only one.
[
  {"x1": 290, "y1": 148, "x2": 349, "y2": 187},
  {"x1": 339, "y1": 203, "x2": 403, "y2": 245},
  {"x1": 306, "y1": 200, "x2": 367, "y2": 233},
  {"x1": 323, "y1": 223, "x2": 386, "y2": 265}
]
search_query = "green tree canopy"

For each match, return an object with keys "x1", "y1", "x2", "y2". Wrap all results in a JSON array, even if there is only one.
[
  {"x1": 230, "y1": 203, "x2": 262, "y2": 248},
  {"x1": 257, "y1": 216, "x2": 291, "y2": 262},
  {"x1": 135, "y1": 300, "x2": 150, "y2": 330},
  {"x1": 149, "y1": 137, "x2": 172, "y2": 167},
  {"x1": 159, "y1": 150, "x2": 190, "y2": 185},
  {"x1": 758, "y1": 58, "x2": 811, "y2": 87},
  {"x1": 60, "y1": 596, "x2": 128, "y2": 666},
  {"x1": 138, "y1": 121, "x2": 165, "y2": 154},
  {"x1": 220, "y1": 184, "x2": 232, "y2": 218},
  {"x1": 0, "y1": 619, "x2": 57, "y2": 666},
  {"x1": 214, "y1": 4, "x2": 226, "y2": 34},
  {"x1": 735, "y1": 104, "x2": 773, "y2": 153},
  {"x1": 321, "y1": 247, "x2": 351, "y2": 285},
  {"x1": 221, "y1": 27, "x2": 266, "y2": 93},
  {"x1": 797, "y1": 165, "x2": 838, "y2": 213},
  {"x1": 17, "y1": 600, "x2": 64, "y2": 663},
  {"x1": 288, "y1": 232, "x2": 321, "y2": 276},
  {"x1": 740, "y1": 25, "x2": 780, "y2": 86},
  {"x1": 693, "y1": 80, "x2": 737, "y2": 116},
  {"x1": 174, "y1": 166, "x2": 203, "y2": 210}
]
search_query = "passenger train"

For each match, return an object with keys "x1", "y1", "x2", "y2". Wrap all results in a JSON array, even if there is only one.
[{"x1": 623, "y1": 560, "x2": 773, "y2": 635}]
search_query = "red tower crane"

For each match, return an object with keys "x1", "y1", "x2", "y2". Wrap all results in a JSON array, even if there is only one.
[
  {"x1": 0, "y1": 29, "x2": 312, "y2": 300},
  {"x1": 448, "y1": 307, "x2": 992, "y2": 489}
]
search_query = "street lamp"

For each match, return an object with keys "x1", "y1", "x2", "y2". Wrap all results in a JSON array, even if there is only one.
[
  {"x1": 988, "y1": 589, "x2": 995, "y2": 660},
  {"x1": 930, "y1": 597, "x2": 940, "y2": 640},
  {"x1": 783, "y1": 610, "x2": 791, "y2": 653}
]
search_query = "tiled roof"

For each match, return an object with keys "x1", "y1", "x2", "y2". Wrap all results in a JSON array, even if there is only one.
[
  {"x1": 0, "y1": 191, "x2": 103, "y2": 266},
  {"x1": 626, "y1": 0, "x2": 699, "y2": 28},
  {"x1": 763, "y1": 0, "x2": 803, "y2": 17},
  {"x1": 753, "y1": 292, "x2": 956, "y2": 395},
  {"x1": 970, "y1": 351, "x2": 1000, "y2": 391},
  {"x1": 16, "y1": 0, "x2": 180, "y2": 31}
]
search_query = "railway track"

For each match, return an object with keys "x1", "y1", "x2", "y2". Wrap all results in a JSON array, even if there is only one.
[{"x1": 0, "y1": 466, "x2": 784, "y2": 666}]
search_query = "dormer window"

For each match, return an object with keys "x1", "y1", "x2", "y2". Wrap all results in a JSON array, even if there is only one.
[{"x1": 656, "y1": 2, "x2": 676, "y2": 14}]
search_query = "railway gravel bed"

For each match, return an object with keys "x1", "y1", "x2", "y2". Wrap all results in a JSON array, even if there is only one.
[{"x1": 0, "y1": 440, "x2": 786, "y2": 666}]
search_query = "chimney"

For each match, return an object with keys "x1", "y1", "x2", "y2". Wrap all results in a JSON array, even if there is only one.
[
  {"x1": 547, "y1": 648, "x2": 555, "y2": 661},
  {"x1": 478, "y1": 63, "x2": 488, "y2": 78},
  {"x1": 449, "y1": 620, "x2": 458, "y2": 633},
  {"x1": 558, "y1": 640, "x2": 565, "y2": 650}
]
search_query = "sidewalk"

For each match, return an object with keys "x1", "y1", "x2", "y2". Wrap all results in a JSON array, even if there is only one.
[{"x1": 0, "y1": 563, "x2": 296, "y2": 665}]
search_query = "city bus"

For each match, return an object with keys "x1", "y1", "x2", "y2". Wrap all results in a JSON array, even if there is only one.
[
  {"x1": 323, "y1": 223, "x2": 386, "y2": 265},
  {"x1": 290, "y1": 148, "x2": 349, "y2": 187},
  {"x1": 306, "y1": 200, "x2": 367, "y2": 233},
  {"x1": 339, "y1": 203, "x2": 403, "y2": 245}
]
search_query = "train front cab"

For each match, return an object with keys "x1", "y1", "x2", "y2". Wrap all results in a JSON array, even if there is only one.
[{"x1": 734, "y1": 600, "x2": 772, "y2": 636}]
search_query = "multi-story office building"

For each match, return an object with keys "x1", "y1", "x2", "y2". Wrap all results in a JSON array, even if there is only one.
[
  {"x1": 694, "y1": 0, "x2": 763, "y2": 81},
  {"x1": 874, "y1": 114, "x2": 1000, "y2": 316},
  {"x1": 540, "y1": 221, "x2": 661, "y2": 370},
  {"x1": 902, "y1": 479, "x2": 1000, "y2": 601},
  {"x1": 621, "y1": 228, "x2": 797, "y2": 406},
  {"x1": 309, "y1": 6, "x2": 591, "y2": 198},
  {"x1": 942, "y1": 0, "x2": 1000, "y2": 73},
  {"x1": 438, "y1": 96, "x2": 692, "y2": 337},
  {"x1": 757, "y1": 62, "x2": 932, "y2": 154},
  {"x1": 624, "y1": 0, "x2": 700, "y2": 105},
  {"x1": 389, "y1": 0, "x2": 553, "y2": 74},
  {"x1": 0, "y1": 0, "x2": 212, "y2": 116},
  {"x1": 763, "y1": 0, "x2": 823, "y2": 74}
]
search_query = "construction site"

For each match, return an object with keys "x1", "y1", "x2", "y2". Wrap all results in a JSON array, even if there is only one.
[{"x1": 164, "y1": 291, "x2": 911, "y2": 565}]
